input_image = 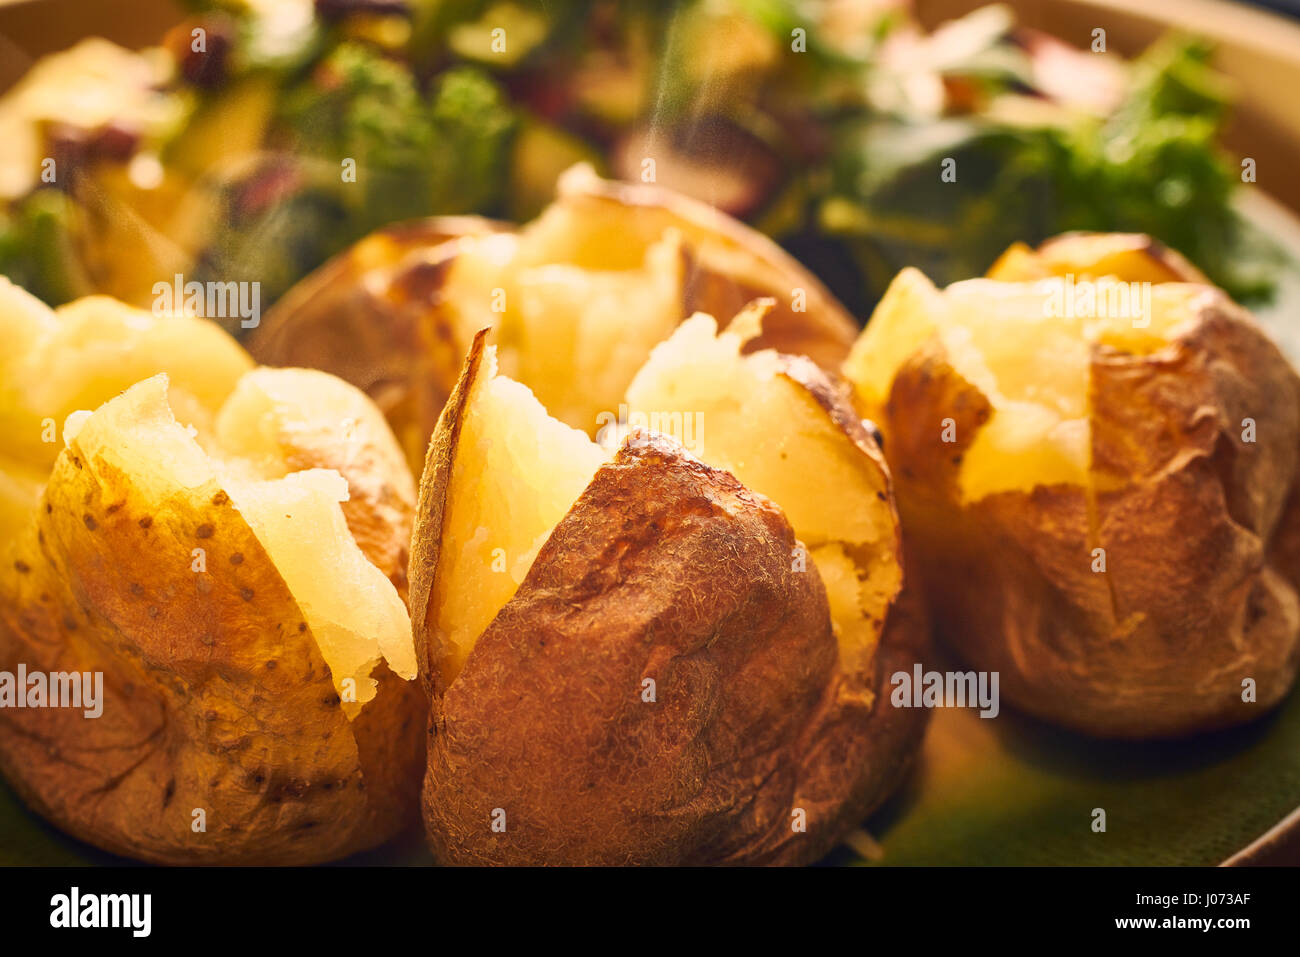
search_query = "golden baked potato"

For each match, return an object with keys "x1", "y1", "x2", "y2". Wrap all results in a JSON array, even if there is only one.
[
  {"x1": 843, "y1": 238, "x2": 1300, "y2": 738},
  {"x1": 249, "y1": 165, "x2": 858, "y2": 471},
  {"x1": 409, "y1": 308, "x2": 925, "y2": 865},
  {"x1": 0, "y1": 280, "x2": 424, "y2": 864}
]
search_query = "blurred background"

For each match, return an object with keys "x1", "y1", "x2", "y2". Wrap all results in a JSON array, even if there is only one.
[{"x1": 2, "y1": 0, "x2": 1299, "y2": 323}]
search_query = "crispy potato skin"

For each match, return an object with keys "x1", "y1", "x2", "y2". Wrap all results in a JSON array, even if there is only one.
[
  {"x1": 412, "y1": 337, "x2": 927, "y2": 865},
  {"x1": 0, "y1": 375, "x2": 425, "y2": 864},
  {"x1": 408, "y1": 330, "x2": 489, "y2": 702},
  {"x1": 877, "y1": 290, "x2": 1300, "y2": 738}
]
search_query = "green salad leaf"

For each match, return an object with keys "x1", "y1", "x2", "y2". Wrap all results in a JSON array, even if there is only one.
[{"x1": 820, "y1": 34, "x2": 1277, "y2": 303}]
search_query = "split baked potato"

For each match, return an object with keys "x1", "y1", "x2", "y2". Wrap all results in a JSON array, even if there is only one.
[
  {"x1": 409, "y1": 307, "x2": 926, "y2": 865},
  {"x1": 843, "y1": 234, "x2": 1300, "y2": 738},
  {"x1": 0, "y1": 279, "x2": 424, "y2": 864},
  {"x1": 249, "y1": 165, "x2": 859, "y2": 470}
]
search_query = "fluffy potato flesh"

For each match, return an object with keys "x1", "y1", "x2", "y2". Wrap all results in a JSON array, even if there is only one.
[
  {"x1": 436, "y1": 227, "x2": 688, "y2": 435},
  {"x1": 0, "y1": 290, "x2": 423, "y2": 863},
  {"x1": 843, "y1": 251, "x2": 1300, "y2": 737},
  {"x1": 847, "y1": 268, "x2": 1196, "y2": 501},
  {"x1": 517, "y1": 165, "x2": 859, "y2": 370},
  {"x1": 424, "y1": 343, "x2": 607, "y2": 688},
  {"x1": 0, "y1": 279, "x2": 252, "y2": 536},
  {"x1": 623, "y1": 313, "x2": 900, "y2": 685}
]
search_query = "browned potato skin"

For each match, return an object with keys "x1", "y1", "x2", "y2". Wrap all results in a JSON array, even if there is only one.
[
  {"x1": 877, "y1": 289, "x2": 1300, "y2": 738},
  {"x1": 247, "y1": 217, "x2": 505, "y2": 467},
  {"x1": 0, "y1": 385, "x2": 425, "y2": 864},
  {"x1": 410, "y1": 333, "x2": 927, "y2": 865}
]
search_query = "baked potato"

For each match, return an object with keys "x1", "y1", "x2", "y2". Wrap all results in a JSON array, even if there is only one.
[
  {"x1": 409, "y1": 307, "x2": 926, "y2": 865},
  {"x1": 0, "y1": 279, "x2": 424, "y2": 864},
  {"x1": 249, "y1": 164, "x2": 859, "y2": 471},
  {"x1": 842, "y1": 235, "x2": 1300, "y2": 738}
]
